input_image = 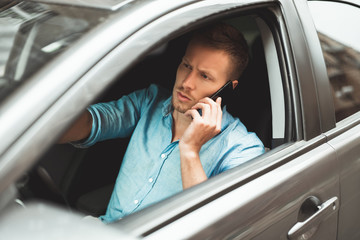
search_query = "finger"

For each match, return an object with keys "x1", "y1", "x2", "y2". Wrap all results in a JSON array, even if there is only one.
[
  {"x1": 216, "y1": 97, "x2": 222, "y2": 131},
  {"x1": 185, "y1": 108, "x2": 201, "y2": 120},
  {"x1": 216, "y1": 97, "x2": 222, "y2": 106},
  {"x1": 192, "y1": 102, "x2": 211, "y2": 118},
  {"x1": 201, "y1": 103, "x2": 211, "y2": 119},
  {"x1": 209, "y1": 97, "x2": 221, "y2": 123},
  {"x1": 198, "y1": 97, "x2": 215, "y2": 105},
  {"x1": 198, "y1": 97, "x2": 218, "y2": 116}
]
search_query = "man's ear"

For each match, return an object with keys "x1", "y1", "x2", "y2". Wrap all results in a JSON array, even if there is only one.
[{"x1": 231, "y1": 80, "x2": 238, "y2": 89}]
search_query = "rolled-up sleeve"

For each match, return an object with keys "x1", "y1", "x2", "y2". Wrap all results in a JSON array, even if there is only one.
[{"x1": 72, "y1": 86, "x2": 154, "y2": 148}]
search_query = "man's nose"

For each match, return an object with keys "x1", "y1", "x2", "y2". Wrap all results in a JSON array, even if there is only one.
[{"x1": 182, "y1": 71, "x2": 196, "y2": 89}]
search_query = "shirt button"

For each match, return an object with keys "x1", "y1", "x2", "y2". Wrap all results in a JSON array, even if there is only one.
[
  {"x1": 134, "y1": 200, "x2": 139, "y2": 204},
  {"x1": 149, "y1": 178, "x2": 153, "y2": 183},
  {"x1": 161, "y1": 154, "x2": 166, "y2": 159}
]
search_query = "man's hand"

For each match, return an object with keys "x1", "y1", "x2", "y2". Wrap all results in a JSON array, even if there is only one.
[
  {"x1": 181, "y1": 97, "x2": 222, "y2": 152},
  {"x1": 179, "y1": 97, "x2": 222, "y2": 189}
]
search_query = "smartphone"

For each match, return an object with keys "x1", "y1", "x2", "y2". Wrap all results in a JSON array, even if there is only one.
[
  {"x1": 210, "y1": 81, "x2": 233, "y2": 107},
  {"x1": 196, "y1": 81, "x2": 233, "y2": 117}
]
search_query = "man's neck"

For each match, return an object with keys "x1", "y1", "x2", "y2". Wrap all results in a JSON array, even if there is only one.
[{"x1": 171, "y1": 110, "x2": 192, "y2": 142}]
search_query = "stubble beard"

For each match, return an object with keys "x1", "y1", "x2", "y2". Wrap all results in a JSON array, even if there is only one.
[
  {"x1": 171, "y1": 87, "x2": 193, "y2": 114},
  {"x1": 171, "y1": 96, "x2": 188, "y2": 114}
]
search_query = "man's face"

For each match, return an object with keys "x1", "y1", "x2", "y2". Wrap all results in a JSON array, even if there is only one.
[{"x1": 172, "y1": 41, "x2": 233, "y2": 113}]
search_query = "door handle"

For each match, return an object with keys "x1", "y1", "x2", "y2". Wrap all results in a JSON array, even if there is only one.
[{"x1": 288, "y1": 196, "x2": 339, "y2": 240}]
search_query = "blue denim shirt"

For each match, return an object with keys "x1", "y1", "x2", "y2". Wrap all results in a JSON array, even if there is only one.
[{"x1": 75, "y1": 84, "x2": 264, "y2": 223}]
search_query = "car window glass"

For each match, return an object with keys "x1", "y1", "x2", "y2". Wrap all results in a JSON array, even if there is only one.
[
  {"x1": 308, "y1": 1, "x2": 360, "y2": 122},
  {"x1": 0, "y1": 2, "x2": 108, "y2": 102}
]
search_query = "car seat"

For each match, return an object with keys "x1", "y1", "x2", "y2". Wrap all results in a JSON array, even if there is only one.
[{"x1": 227, "y1": 36, "x2": 272, "y2": 149}]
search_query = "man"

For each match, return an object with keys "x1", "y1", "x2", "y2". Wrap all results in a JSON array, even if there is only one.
[{"x1": 60, "y1": 23, "x2": 264, "y2": 223}]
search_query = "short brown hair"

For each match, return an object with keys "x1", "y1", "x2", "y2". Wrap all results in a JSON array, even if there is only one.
[{"x1": 190, "y1": 23, "x2": 249, "y2": 80}]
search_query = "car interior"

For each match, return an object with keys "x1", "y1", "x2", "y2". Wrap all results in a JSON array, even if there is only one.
[{"x1": 16, "y1": 13, "x2": 282, "y2": 218}]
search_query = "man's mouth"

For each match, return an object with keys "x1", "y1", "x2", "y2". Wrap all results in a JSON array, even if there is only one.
[{"x1": 177, "y1": 91, "x2": 191, "y2": 102}]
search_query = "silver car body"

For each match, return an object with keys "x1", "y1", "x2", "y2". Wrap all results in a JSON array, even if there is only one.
[{"x1": 0, "y1": 0, "x2": 359, "y2": 239}]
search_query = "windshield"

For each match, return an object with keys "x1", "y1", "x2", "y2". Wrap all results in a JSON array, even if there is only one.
[{"x1": 0, "y1": 2, "x2": 109, "y2": 102}]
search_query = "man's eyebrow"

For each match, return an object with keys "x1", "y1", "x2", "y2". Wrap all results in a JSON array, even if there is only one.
[
  {"x1": 199, "y1": 68, "x2": 216, "y2": 80},
  {"x1": 181, "y1": 56, "x2": 216, "y2": 79}
]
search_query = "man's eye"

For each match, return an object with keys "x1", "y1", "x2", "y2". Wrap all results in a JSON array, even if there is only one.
[
  {"x1": 183, "y1": 63, "x2": 191, "y2": 69},
  {"x1": 201, "y1": 73, "x2": 209, "y2": 79}
]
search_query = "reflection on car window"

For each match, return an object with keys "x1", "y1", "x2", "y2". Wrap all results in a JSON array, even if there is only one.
[
  {"x1": 308, "y1": 1, "x2": 360, "y2": 122},
  {"x1": 0, "y1": 2, "x2": 108, "y2": 102}
]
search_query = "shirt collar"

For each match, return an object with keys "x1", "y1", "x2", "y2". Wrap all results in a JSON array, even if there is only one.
[{"x1": 162, "y1": 96, "x2": 173, "y2": 117}]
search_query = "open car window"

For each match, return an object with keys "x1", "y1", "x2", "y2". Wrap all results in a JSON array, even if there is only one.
[{"x1": 16, "y1": 3, "x2": 293, "y2": 224}]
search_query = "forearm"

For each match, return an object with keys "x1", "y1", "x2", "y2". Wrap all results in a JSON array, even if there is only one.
[
  {"x1": 58, "y1": 110, "x2": 92, "y2": 143},
  {"x1": 178, "y1": 97, "x2": 222, "y2": 189},
  {"x1": 179, "y1": 144, "x2": 208, "y2": 189}
]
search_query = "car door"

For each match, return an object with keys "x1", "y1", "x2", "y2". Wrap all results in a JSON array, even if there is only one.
[
  {"x1": 307, "y1": 1, "x2": 360, "y2": 239},
  {"x1": 93, "y1": 0, "x2": 341, "y2": 239}
]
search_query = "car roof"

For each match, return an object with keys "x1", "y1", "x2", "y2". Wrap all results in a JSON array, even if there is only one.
[{"x1": 30, "y1": 0, "x2": 135, "y2": 11}]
